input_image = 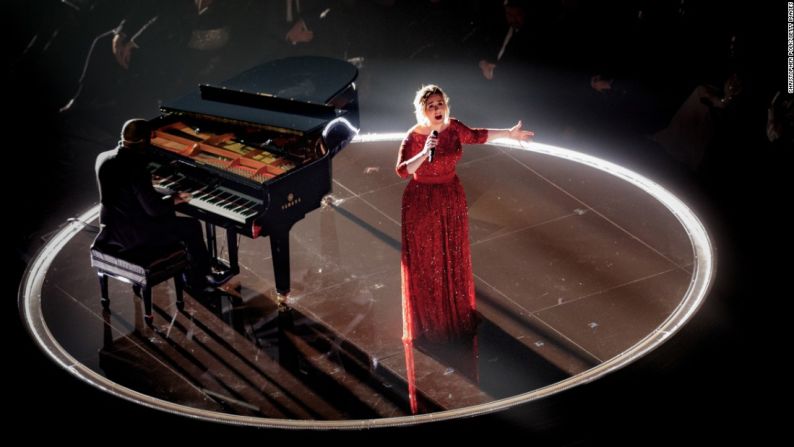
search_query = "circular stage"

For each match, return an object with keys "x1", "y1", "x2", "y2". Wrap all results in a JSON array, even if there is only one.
[{"x1": 19, "y1": 136, "x2": 713, "y2": 427}]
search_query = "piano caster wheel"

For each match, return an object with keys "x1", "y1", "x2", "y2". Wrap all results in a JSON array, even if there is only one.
[
  {"x1": 144, "y1": 314, "x2": 154, "y2": 327},
  {"x1": 276, "y1": 292, "x2": 289, "y2": 308}
]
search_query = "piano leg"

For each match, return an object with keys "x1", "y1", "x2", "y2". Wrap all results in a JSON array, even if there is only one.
[
  {"x1": 226, "y1": 229, "x2": 240, "y2": 275},
  {"x1": 205, "y1": 222, "x2": 217, "y2": 260},
  {"x1": 204, "y1": 225, "x2": 239, "y2": 286},
  {"x1": 270, "y1": 229, "x2": 291, "y2": 296}
]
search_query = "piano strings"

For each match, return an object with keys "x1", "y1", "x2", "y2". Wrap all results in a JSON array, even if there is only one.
[{"x1": 151, "y1": 120, "x2": 298, "y2": 182}]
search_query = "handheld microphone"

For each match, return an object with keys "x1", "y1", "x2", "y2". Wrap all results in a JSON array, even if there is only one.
[{"x1": 428, "y1": 130, "x2": 438, "y2": 162}]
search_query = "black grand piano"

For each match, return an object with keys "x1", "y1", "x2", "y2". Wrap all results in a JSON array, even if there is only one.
[{"x1": 144, "y1": 57, "x2": 358, "y2": 297}]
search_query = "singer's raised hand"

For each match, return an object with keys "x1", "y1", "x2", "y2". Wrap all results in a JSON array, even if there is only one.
[
  {"x1": 423, "y1": 131, "x2": 439, "y2": 161},
  {"x1": 508, "y1": 120, "x2": 534, "y2": 141}
]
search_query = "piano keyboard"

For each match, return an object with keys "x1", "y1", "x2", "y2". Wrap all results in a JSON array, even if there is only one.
[{"x1": 153, "y1": 172, "x2": 262, "y2": 224}]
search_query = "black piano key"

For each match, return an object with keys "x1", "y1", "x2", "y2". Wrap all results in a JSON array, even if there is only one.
[
  {"x1": 228, "y1": 199, "x2": 249, "y2": 211},
  {"x1": 217, "y1": 192, "x2": 236, "y2": 204},
  {"x1": 206, "y1": 191, "x2": 226, "y2": 204},
  {"x1": 229, "y1": 201, "x2": 250, "y2": 212},
  {"x1": 222, "y1": 197, "x2": 245, "y2": 209},
  {"x1": 230, "y1": 201, "x2": 251, "y2": 212},
  {"x1": 211, "y1": 196, "x2": 228, "y2": 206}
]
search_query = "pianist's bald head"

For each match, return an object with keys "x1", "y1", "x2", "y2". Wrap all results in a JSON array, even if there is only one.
[{"x1": 120, "y1": 118, "x2": 150, "y2": 150}]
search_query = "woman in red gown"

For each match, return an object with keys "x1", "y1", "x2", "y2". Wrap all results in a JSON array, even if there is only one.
[{"x1": 396, "y1": 85, "x2": 534, "y2": 344}]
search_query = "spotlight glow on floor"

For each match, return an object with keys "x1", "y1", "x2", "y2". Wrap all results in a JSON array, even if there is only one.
[{"x1": 19, "y1": 134, "x2": 715, "y2": 428}]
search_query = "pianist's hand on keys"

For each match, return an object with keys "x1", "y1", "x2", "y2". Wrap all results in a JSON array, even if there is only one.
[{"x1": 174, "y1": 192, "x2": 192, "y2": 204}]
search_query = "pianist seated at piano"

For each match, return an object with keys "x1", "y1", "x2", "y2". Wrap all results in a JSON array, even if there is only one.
[{"x1": 95, "y1": 118, "x2": 219, "y2": 293}]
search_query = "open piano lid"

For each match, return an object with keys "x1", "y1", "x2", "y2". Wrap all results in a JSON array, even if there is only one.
[{"x1": 161, "y1": 57, "x2": 358, "y2": 134}]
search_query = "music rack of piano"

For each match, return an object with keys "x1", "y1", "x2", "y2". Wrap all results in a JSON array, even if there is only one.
[{"x1": 141, "y1": 57, "x2": 359, "y2": 297}]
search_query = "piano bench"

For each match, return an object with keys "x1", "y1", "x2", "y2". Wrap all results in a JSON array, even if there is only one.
[{"x1": 90, "y1": 241, "x2": 189, "y2": 326}]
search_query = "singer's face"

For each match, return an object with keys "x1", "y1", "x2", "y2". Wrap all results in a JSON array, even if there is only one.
[{"x1": 423, "y1": 94, "x2": 448, "y2": 126}]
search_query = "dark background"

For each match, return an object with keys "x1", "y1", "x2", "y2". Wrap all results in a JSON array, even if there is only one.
[{"x1": 8, "y1": 0, "x2": 788, "y2": 443}]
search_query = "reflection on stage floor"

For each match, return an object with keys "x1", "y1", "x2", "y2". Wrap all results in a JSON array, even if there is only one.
[{"x1": 21, "y1": 138, "x2": 712, "y2": 427}]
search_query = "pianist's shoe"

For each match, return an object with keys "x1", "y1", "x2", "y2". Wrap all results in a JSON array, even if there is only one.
[
  {"x1": 205, "y1": 273, "x2": 228, "y2": 287},
  {"x1": 206, "y1": 264, "x2": 236, "y2": 287},
  {"x1": 182, "y1": 273, "x2": 216, "y2": 297}
]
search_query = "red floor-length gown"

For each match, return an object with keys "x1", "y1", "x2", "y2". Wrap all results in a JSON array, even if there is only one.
[{"x1": 396, "y1": 118, "x2": 488, "y2": 343}]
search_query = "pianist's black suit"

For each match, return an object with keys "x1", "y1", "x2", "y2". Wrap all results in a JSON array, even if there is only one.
[{"x1": 95, "y1": 146, "x2": 210, "y2": 283}]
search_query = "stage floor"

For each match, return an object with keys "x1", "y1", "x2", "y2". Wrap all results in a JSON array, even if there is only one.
[{"x1": 20, "y1": 137, "x2": 712, "y2": 427}]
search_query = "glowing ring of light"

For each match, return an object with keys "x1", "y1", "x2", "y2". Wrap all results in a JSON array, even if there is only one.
[{"x1": 19, "y1": 134, "x2": 715, "y2": 428}]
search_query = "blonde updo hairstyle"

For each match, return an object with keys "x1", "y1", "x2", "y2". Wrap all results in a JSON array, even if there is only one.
[{"x1": 413, "y1": 84, "x2": 450, "y2": 126}]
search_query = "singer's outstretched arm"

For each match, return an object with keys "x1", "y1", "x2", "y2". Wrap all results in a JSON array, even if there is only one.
[{"x1": 485, "y1": 120, "x2": 534, "y2": 142}]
